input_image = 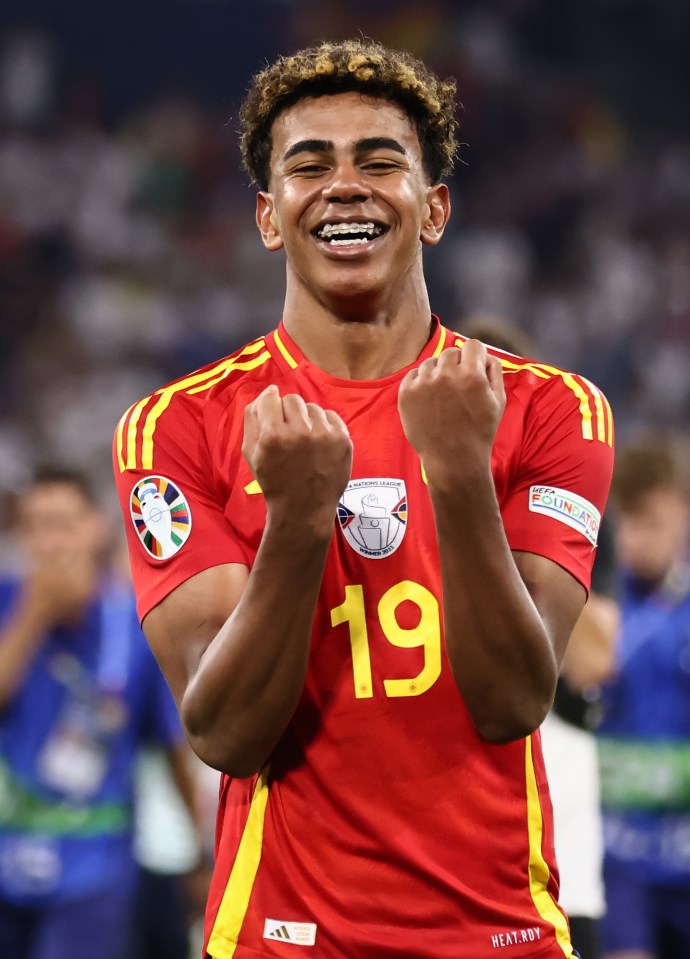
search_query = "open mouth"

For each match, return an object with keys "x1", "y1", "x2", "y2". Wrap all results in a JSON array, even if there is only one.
[{"x1": 314, "y1": 221, "x2": 386, "y2": 247}]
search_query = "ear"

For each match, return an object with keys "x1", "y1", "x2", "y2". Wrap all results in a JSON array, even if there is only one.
[
  {"x1": 256, "y1": 192, "x2": 284, "y2": 252},
  {"x1": 420, "y1": 183, "x2": 451, "y2": 247}
]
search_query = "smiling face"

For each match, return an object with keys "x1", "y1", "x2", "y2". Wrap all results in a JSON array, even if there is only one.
[{"x1": 256, "y1": 92, "x2": 450, "y2": 315}]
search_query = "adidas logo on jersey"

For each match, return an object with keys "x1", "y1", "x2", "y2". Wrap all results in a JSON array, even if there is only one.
[{"x1": 263, "y1": 918, "x2": 317, "y2": 946}]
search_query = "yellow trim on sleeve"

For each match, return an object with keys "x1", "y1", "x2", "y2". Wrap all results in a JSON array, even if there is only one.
[
  {"x1": 115, "y1": 401, "x2": 136, "y2": 473},
  {"x1": 186, "y1": 352, "x2": 271, "y2": 394},
  {"x1": 139, "y1": 358, "x2": 239, "y2": 470},
  {"x1": 525, "y1": 738, "x2": 574, "y2": 957},
  {"x1": 207, "y1": 767, "x2": 271, "y2": 958},
  {"x1": 555, "y1": 371, "x2": 593, "y2": 441},
  {"x1": 581, "y1": 376, "x2": 614, "y2": 447},
  {"x1": 603, "y1": 392, "x2": 614, "y2": 447},
  {"x1": 450, "y1": 337, "x2": 595, "y2": 439},
  {"x1": 126, "y1": 396, "x2": 152, "y2": 471},
  {"x1": 273, "y1": 328, "x2": 299, "y2": 369},
  {"x1": 117, "y1": 343, "x2": 272, "y2": 473}
]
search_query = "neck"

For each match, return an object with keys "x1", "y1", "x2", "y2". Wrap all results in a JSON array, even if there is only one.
[{"x1": 281, "y1": 266, "x2": 434, "y2": 379}]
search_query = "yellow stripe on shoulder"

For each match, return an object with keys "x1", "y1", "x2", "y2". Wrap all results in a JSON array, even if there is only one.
[
  {"x1": 117, "y1": 340, "x2": 271, "y2": 472},
  {"x1": 581, "y1": 376, "x2": 614, "y2": 447},
  {"x1": 525, "y1": 737, "x2": 575, "y2": 957},
  {"x1": 207, "y1": 767, "x2": 271, "y2": 958},
  {"x1": 115, "y1": 401, "x2": 138, "y2": 474},
  {"x1": 453, "y1": 335, "x2": 610, "y2": 444}
]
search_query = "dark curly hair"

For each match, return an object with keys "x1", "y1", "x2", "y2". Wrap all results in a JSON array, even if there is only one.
[{"x1": 239, "y1": 39, "x2": 461, "y2": 191}]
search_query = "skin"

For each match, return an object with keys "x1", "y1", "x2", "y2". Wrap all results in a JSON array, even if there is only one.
[
  {"x1": 559, "y1": 593, "x2": 619, "y2": 690},
  {"x1": 144, "y1": 92, "x2": 587, "y2": 775}
]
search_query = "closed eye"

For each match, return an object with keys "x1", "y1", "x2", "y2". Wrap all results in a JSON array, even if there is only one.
[
  {"x1": 361, "y1": 159, "x2": 406, "y2": 175},
  {"x1": 293, "y1": 162, "x2": 329, "y2": 175}
]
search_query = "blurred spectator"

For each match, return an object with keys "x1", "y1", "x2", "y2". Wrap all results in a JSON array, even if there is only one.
[
  {"x1": 129, "y1": 744, "x2": 208, "y2": 959},
  {"x1": 0, "y1": 467, "x2": 194, "y2": 959},
  {"x1": 597, "y1": 438, "x2": 690, "y2": 959}
]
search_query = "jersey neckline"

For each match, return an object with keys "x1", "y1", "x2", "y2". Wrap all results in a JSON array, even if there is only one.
[{"x1": 266, "y1": 316, "x2": 450, "y2": 389}]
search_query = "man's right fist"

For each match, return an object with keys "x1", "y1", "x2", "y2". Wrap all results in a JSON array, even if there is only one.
[{"x1": 242, "y1": 385, "x2": 353, "y2": 527}]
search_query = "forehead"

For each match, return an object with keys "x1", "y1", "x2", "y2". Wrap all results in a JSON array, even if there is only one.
[
  {"x1": 19, "y1": 483, "x2": 90, "y2": 517},
  {"x1": 623, "y1": 487, "x2": 688, "y2": 519},
  {"x1": 270, "y1": 92, "x2": 421, "y2": 160}
]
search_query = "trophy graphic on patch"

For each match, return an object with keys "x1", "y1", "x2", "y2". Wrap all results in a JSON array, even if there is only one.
[
  {"x1": 338, "y1": 478, "x2": 407, "y2": 559},
  {"x1": 357, "y1": 494, "x2": 390, "y2": 552},
  {"x1": 130, "y1": 475, "x2": 192, "y2": 560}
]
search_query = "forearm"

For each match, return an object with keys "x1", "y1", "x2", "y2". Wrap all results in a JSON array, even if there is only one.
[
  {"x1": 0, "y1": 600, "x2": 49, "y2": 709},
  {"x1": 559, "y1": 593, "x2": 619, "y2": 690},
  {"x1": 181, "y1": 513, "x2": 333, "y2": 776},
  {"x1": 429, "y1": 469, "x2": 558, "y2": 743}
]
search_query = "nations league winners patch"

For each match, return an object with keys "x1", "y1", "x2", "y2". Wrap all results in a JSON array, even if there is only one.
[
  {"x1": 338, "y1": 478, "x2": 407, "y2": 559},
  {"x1": 529, "y1": 485, "x2": 600, "y2": 546},
  {"x1": 130, "y1": 475, "x2": 192, "y2": 560}
]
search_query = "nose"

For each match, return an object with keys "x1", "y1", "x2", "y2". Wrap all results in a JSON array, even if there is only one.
[{"x1": 322, "y1": 162, "x2": 372, "y2": 204}]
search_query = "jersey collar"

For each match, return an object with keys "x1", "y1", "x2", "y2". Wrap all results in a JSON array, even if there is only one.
[{"x1": 267, "y1": 316, "x2": 448, "y2": 378}]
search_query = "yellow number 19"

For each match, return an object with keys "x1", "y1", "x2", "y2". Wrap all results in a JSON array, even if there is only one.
[{"x1": 330, "y1": 580, "x2": 442, "y2": 699}]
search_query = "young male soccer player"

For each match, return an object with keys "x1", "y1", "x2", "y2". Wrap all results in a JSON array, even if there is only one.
[{"x1": 113, "y1": 40, "x2": 614, "y2": 959}]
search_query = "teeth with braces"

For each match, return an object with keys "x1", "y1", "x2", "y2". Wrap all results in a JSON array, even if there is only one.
[
  {"x1": 317, "y1": 221, "x2": 384, "y2": 242},
  {"x1": 329, "y1": 237, "x2": 371, "y2": 246}
]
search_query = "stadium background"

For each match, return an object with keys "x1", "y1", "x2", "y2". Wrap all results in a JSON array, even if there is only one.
[{"x1": 1, "y1": 0, "x2": 689, "y2": 541}]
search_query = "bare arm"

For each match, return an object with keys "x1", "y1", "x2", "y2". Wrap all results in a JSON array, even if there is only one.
[
  {"x1": 559, "y1": 591, "x2": 619, "y2": 690},
  {"x1": 399, "y1": 342, "x2": 588, "y2": 743},
  {"x1": 143, "y1": 386, "x2": 352, "y2": 778}
]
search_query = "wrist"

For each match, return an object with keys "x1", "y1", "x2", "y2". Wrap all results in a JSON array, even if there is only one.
[
  {"x1": 424, "y1": 457, "x2": 495, "y2": 498},
  {"x1": 264, "y1": 504, "x2": 336, "y2": 547}
]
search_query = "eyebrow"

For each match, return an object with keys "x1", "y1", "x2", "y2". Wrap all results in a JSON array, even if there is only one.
[{"x1": 282, "y1": 136, "x2": 408, "y2": 162}]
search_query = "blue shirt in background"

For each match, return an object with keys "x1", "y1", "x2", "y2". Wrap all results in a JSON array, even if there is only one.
[
  {"x1": 598, "y1": 564, "x2": 690, "y2": 883},
  {"x1": 0, "y1": 577, "x2": 183, "y2": 905}
]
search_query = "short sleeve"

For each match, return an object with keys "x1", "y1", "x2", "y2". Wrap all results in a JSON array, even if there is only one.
[
  {"x1": 113, "y1": 391, "x2": 248, "y2": 622},
  {"x1": 500, "y1": 375, "x2": 614, "y2": 593}
]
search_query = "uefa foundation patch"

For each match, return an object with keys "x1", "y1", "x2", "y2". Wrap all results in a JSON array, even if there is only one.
[
  {"x1": 529, "y1": 485, "x2": 600, "y2": 545},
  {"x1": 130, "y1": 475, "x2": 192, "y2": 559}
]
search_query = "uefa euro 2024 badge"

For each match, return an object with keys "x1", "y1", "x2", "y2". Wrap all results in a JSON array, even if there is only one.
[
  {"x1": 130, "y1": 476, "x2": 192, "y2": 560},
  {"x1": 337, "y1": 478, "x2": 407, "y2": 559}
]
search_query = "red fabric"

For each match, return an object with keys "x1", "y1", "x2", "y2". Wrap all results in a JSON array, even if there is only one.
[{"x1": 113, "y1": 320, "x2": 614, "y2": 958}]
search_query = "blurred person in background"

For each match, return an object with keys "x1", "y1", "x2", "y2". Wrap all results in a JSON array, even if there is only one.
[
  {"x1": 464, "y1": 315, "x2": 620, "y2": 959},
  {"x1": 0, "y1": 467, "x2": 197, "y2": 959},
  {"x1": 597, "y1": 439, "x2": 690, "y2": 959}
]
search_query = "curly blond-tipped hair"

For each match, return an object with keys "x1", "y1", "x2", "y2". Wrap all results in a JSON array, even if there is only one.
[{"x1": 239, "y1": 39, "x2": 460, "y2": 191}]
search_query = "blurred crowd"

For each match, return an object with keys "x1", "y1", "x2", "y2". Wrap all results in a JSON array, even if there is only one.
[
  {"x1": 0, "y1": 0, "x2": 689, "y2": 543},
  {"x1": 0, "y1": 1, "x2": 689, "y2": 957}
]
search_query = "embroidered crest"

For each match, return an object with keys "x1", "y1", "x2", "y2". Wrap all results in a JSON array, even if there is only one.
[
  {"x1": 338, "y1": 478, "x2": 407, "y2": 559},
  {"x1": 130, "y1": 475, "x2": 192, "y2": 559}
]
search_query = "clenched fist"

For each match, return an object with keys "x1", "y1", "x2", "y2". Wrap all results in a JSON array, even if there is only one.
[
  {"x1": 398, "y1": 340, "x2": 506, "y2": 489},
  {"x1": 243, "y1": 385, "x2": 353, "y2": 531}
]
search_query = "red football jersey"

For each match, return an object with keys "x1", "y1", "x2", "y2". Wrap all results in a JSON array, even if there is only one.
[{"x1": 114, "y1": 319, "x2": 614, "y2": 959}]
